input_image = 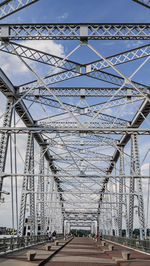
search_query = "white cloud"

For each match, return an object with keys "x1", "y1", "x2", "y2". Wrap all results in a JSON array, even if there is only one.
[
  {"x1": 124, "y1": 40, "x2": 144, "y2": 49},
  {"x1": 0, "y1": 53, "x2": 27, "y2": 74},
  {"x1": 23, "y1": 40, "x2": 65, "y2": 57},
  {"x1": 0, "y1": 40, "x2": 65, "y2": 83},
  {"x1": 141, "y1": 163, "x2": 149, "y2": 175},
  {"x1": 57, "y1": 12, "x2": 69, "y2": 21}
]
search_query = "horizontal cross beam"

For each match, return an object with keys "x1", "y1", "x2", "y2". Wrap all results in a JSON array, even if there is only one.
[
  {"x1": 1, "y1": 173, "x2": 149, "y2": 179},
  {"x1": 1, "y1": 23, "x2": 150, "y2": 40},
  {"x1": 0, "y1": 126, "x2": 148, "y2": 134},
  {"x1": 18, "y1": 87, "x2": 146, "y2": 97}
]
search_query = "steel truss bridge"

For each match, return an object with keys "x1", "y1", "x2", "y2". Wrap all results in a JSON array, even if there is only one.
[{"x1": 0, "y1": 0, "x2": 150, "y2": 241}]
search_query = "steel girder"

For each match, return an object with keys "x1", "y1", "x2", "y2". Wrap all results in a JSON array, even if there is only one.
[
  {"x1": 0, "y1": 41, "x2": 150, "y2": 91},
  {"x1": 18, "y1": 87, "x2": 145, "y2": 97},
  {"x1": 131, "y1": 135, "x2": 145, "y2": 240},
  {"x1": 2, "y1": 23, "x2": 150, "y2": 40},
  {"x1": 133, "y1": 0, "x2": 150, "y2": 8},
  {"x1": 37, "y1": 146, "x2": 45, "y2": 235},
  {"x1": 0, "y1": 98, "x2": 13, "y2": 200},
  {"x1": 0, "y1": 42, "x2": 80, "y2": 72},
  {"x1": 0, "y1": 126, "x2": 148, "y2": 134},
  {"x1": 0, "y1": 3, "x2": 149, "y2": 237},
  {"x1": 118, "y1": 147, "x2": 124, "y2": 237},
  {"x1": 106, "y1": 99, "x2": 150, "y2": 174},
  {"x1": 0, "y1": 69, "x2": 63, "y2": 203},
  {"x1": 37, "y1": 121, "x2": 129, "y2": 129},
  {"x1": 0, "y1": 0, "x2": 39, "y2": 20},
  {"x1": 18, "y1": 133, "x2": 35, "y2": 236},
  {"x1": 99, "y1": 99, "x2": 150, "y2": 202},
  {"x1": 2, "y1": 173, "x2": 147, "y2": 179}
]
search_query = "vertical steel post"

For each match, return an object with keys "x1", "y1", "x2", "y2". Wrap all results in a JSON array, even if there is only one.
[
  {"x1": 18, "y1": 133, "x2": 35, "y2": 236},
  {"x1": 133, "y1": 135, "x2": 145, "y2": 240},
  {"x1": 29, "y1": 136, "x2": 35, "y2": 236},
  {"x1": 124, "y1": 177, "x2": 129, "y2": 237},
  {"x1": 39, "y1": 146, "x2": 45, "y2": 235},
  {"x1": 129, "y1": 135, "x2": 145, "y2": 239},
  {"x1": 118, "y1": 146, "x2": 124, "y2": 237},
  {"x1": 129, "y1": 135, "x2": 135, "y2": 238},
  {"x1": 0, "y1": 98, "x2": 13, "y2": 200}
]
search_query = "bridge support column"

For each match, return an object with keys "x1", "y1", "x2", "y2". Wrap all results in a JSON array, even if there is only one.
[
  {"x1": 36, "y1": 146, "x2": 46, "y2": 235},
  {"x1": 0, "y1": 98, "x2": 13, "y2": 200},
  {"x1": 129, "y1": 135, "x2": 145, "y2": 240},
  {"x1": 19, "y1": 133, "x2": 35, "y2": 236},
  {"x1": 118, "y1": 146, "x2": 124, "y2": 237}
]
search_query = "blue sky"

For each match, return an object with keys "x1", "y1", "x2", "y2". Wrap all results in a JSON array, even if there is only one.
[{"x1": 2, "y1": 0, "x2": 150, "y2": 24}]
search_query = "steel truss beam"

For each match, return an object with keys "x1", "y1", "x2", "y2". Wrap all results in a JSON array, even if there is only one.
[
  {"x1": 2, "y1": 42, "x2": 147, "y2": 99},
  {"x1": 1, "y1": 41, "x2": 150, "y2": 92},
  {"x1": 55, "y1": 155, "x2": 112, "y2": 162},
  {"x1": 99, "y1": 100, "x2": 150, "y2": 212},
  {"x1": 0, "y1": 0, "x2": 39, "y2": 20},
  {"x1": 1, "y1": 173, "x2": 149, "y2": 179},
  {"x1": 0, "y1": 69, "x2": 62, "y2": 198},
  {"x1": 0, "y1": 98, "x2": 13, "y2": 200},
  {"x1": 37, "y1": 121, "x2": 129, "y2": 129},
  {"x1": 132, "y1": 135, "x2": 145, "y2": 240},
  {"x1": 0, "y1": 42, "x2": 81, "y2": 72},
  {"x1": 118, "y1": 147, "x2": 124, "y2": 237},
  {"x1": 133, "y1": 0, "x2": 150, "y2": 8},
  {"x1": 37, "y1": 146, "x2": 45, "y2": 235},
  {"x1": 18, "y1": 133, "x2": 35, "y2": 236},
  {"x1": 87, "y1": 42, "x2": 150, "y2": 73},
  {"x1": 19, "y1": 71, "x2": 147, "y2": 102},
  {"x1": 0, "y1": 5, "x2": 149, "y2": 234},
  {"x1": 19, "y1": 87, "x2": 145, "y2": 97},
  {"x1": 24, "y1": 96, "x2": 133, "y2": 128},
  {"x1": 2, "y1": 23, "x2": 150, "y2": 40},
  {"x1": 37, "y1": 108, "x2": 128, "y2": 127},
  {"x1": 0, "y1": 126, "x2": 148, "y2": 134},
  {"x1": 46, "y1": 135, "x2": 118, "y2": 147}
]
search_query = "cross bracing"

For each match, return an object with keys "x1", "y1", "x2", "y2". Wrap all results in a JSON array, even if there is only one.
[
  {"x1": 0, "y1": 0, "x2": 149, "y2": 240},
  {"x1": 2, "y1": 23, "x2": 150, "y2": 41},
  {"x1": 0, "y1": 0, "x2": 39, "y2": 20}
]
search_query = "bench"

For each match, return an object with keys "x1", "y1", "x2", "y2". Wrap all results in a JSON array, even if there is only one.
[
  {"x1": 55, "y1": 240, "x2": 59, "y2": 246},
  {"x1": 45, "y1": 244, "x2": 51, "y2": 251},
  {"x1": 121, "y1": 250, "x2": 130, "y2": 260},
  {"x1": 101, "y1": 241, "x2": 106, "y2": 246},
  {"x1": 26, "y1": 250, "x2": 36, "y2": 261},
  {"x1": 108, "y1": 244, "x2": 114, "y2": 251}
]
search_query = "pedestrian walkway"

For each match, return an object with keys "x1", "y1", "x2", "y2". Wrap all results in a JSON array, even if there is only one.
[
  {"x1": 46, "y1": 237, "x2": 150, "y2": 266},
  {"x1": 0, "y1": 238, "x2": 69, "y2": 266},
  {"x1": 1, "y1": 237, "x2": 150, "y2": 265},
  {"x1": 48, "y1": 237, "x2": 116, "y2": 265}
]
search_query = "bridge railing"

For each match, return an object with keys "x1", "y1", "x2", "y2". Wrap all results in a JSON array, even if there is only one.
[
  {"x1": 103, "y1": 235, "x2": 150, "y2": 253},
  {"x1": 0, "y1": 234, "x2": 63, "y2": 254}
]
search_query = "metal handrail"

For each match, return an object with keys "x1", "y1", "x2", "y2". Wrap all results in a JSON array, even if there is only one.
[
  {"x1": 103, "y1": 235, "x2": 150, "y2": 253},
  {"x1": 0, "y1": 234, "x2": 63, "y2": 254}
]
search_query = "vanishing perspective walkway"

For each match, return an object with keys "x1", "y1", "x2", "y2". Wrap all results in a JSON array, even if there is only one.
[{"x1": 1, "y1": 237, "x2": 150, "y2": 266}]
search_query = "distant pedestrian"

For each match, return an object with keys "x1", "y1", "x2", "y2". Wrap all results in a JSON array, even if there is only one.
[
  {"x1": 52, "y1": 230, "x2": 57, "y2": 240},
  {"x1": 48, "y1": 231, "x2": 52, "y2": 240}
]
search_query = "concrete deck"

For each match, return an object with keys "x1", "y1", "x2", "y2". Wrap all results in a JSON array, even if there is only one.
[
  {"x1": 46, "y1": 237, "x2": 150, "y2": 266},
  {"x1": 0, "y1": 237, "x2": 150, "y2": 265},
  {"x1": 0, "y1": 239, "x2": 68, "y2": 266}
]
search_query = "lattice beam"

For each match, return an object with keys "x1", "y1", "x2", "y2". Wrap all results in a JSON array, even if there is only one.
[
  {"x1": 1, "y1": 23, "x2": 150, "y2": 40},
  {"x1": 0, "y1": 0, "x2": 39, "y2": 20}
]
